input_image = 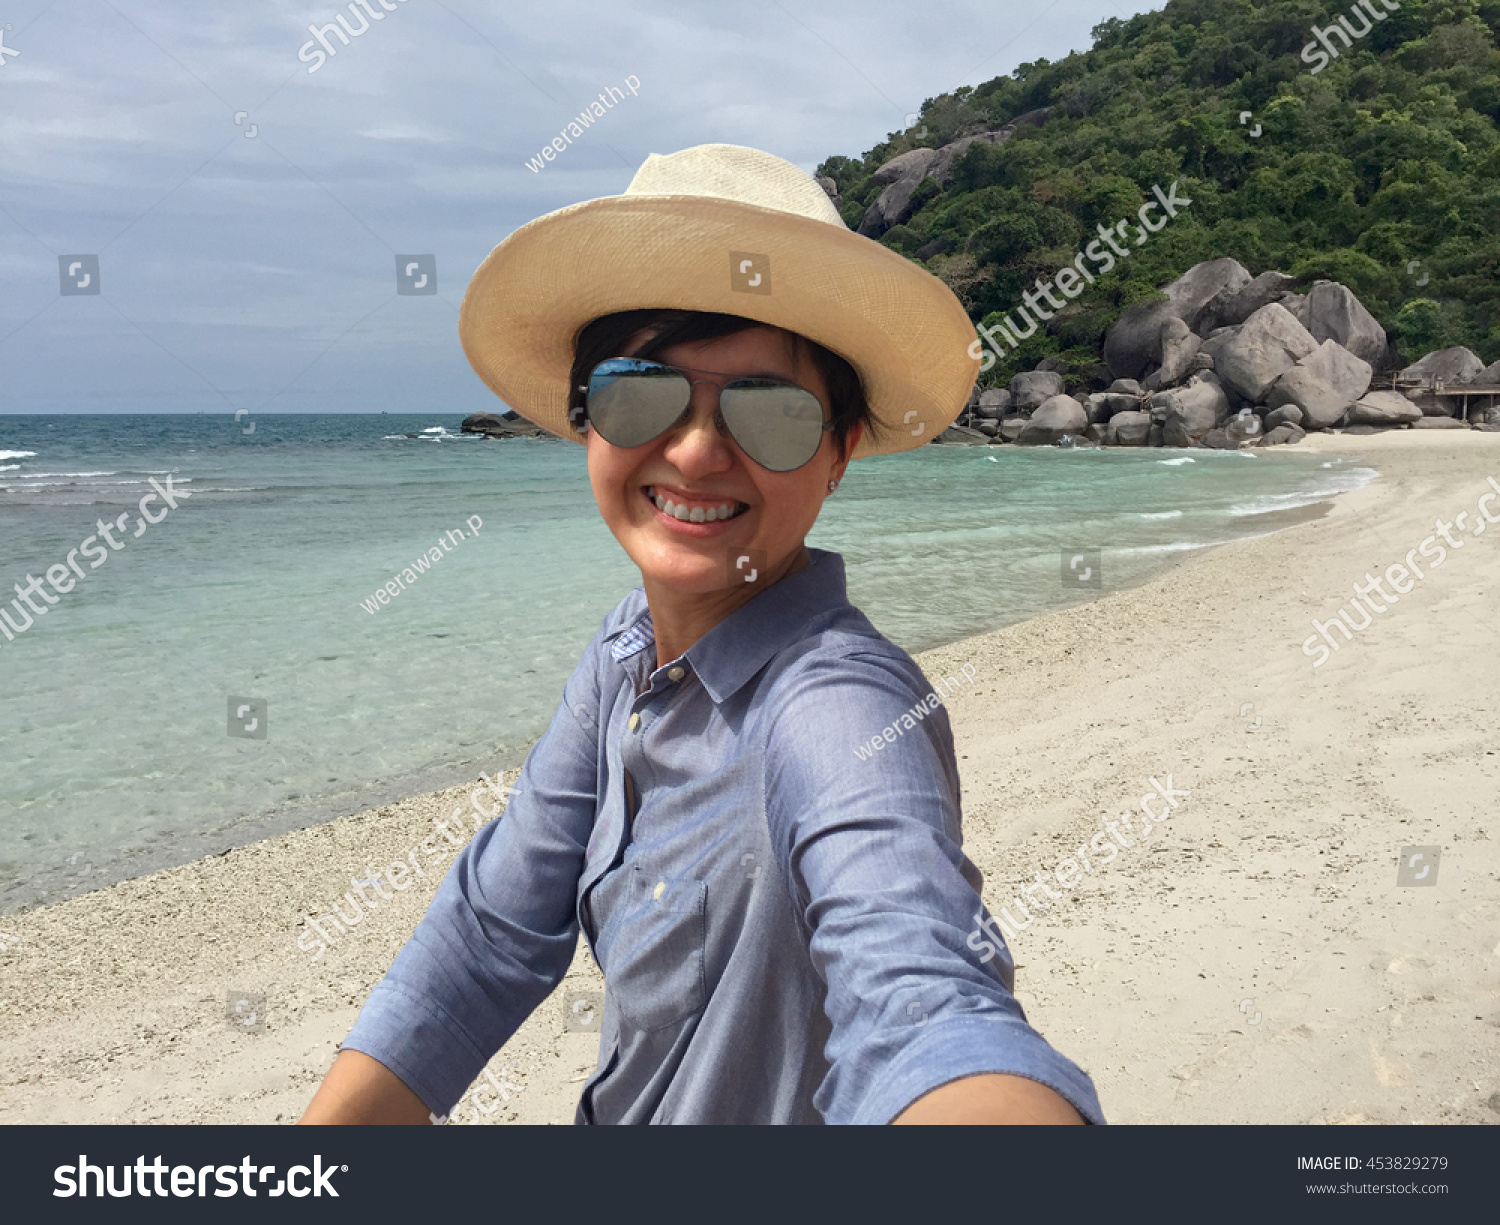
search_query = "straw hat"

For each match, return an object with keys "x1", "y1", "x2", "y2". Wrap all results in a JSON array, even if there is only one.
[{"x1": 458, "y1": 143, "x2": 980, "y2": 459}]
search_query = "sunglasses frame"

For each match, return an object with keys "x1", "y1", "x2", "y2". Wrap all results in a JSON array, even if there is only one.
[{"x1": 577, "y1": 357, "x2": 835, "y2": 472}]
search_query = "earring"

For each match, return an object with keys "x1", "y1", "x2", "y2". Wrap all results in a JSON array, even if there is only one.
[{"x1": 827, "y1": 479, "x2": 838, "y2": 492}]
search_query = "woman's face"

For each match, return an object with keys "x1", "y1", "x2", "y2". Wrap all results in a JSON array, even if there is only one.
[{"x1": 586, "y1": 324, "x2": 860, "y2": 597}]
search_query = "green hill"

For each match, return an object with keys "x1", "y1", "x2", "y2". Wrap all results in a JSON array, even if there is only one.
[{"x1": 817, "y1": 0, "x2": 1500, "y2": 382}]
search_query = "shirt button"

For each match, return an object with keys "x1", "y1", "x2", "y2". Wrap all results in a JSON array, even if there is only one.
[
  {"x1": 667, "y1": 666, "x2": 685, "y2": 682},
  {"x1": 628, "y1": 713, "x2": 641, "y2": 731}
]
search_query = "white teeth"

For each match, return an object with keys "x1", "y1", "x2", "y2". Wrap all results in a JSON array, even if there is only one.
[{"x1": 649, "y1": 487, "x2": 741, "y2": 522}]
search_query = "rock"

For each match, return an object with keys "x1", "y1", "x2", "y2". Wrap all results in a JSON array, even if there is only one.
[
  {"x1": 858, "y1": 148, "x2": 940, "y2": 238},
  {"x1": 1148, "y1": 422, "x2": 1165, "y2": 447},
  {"x1": 1264, "y1": 404, "x2": 1305, "y2": 430},
  {"x1": 1301, "y1": 281, "x2": 1387, "y2": 367},
  {"x1": 1010, "y1": 370, "x2": 1066, "y2": 411},
  {"x1": 1216, "y1": 303, "x2": 1318, "y2": 402},
  {"x1": 1103, "y1": 300, "x2": 1178, "y2": 381},
  {"x1": 974, "y1": 419, "x2": 1000, "y2": 437},
  {"x1": 1412, "y1": 416, "x2": 1470, "y2": 429},
  {"x1": 926, "y1": 108, "x2": 1052, "y2": 184},
  {"x1": 1016, "y1": 394, "x2": 1088, "y2": 445},
  {"x1": 1341, "y1": 424, "x2": 1392, "y2": 435},
  {"x1": 997, "y1": 417, "x2": 1028, "y2": 443},
  {"x1": 1298, "y1": 339, "x2": 1373, "y2": 402},
  {"x1": 1156, "y1": 380, "x2": 1231, "y2": 447},
  {"x1": 1224, "y1": 408, "x2": 1264, "y2": 445},
  {"x1": 1085, "y1": 393, "x2": 1114, "y2": 425},
  {"x1": 1278, "y1": 293, "x2": 1311, "y2": 329},
  {"x1": 1207, "y1": 271, "x2": 1299, "y2": 331},
  {"x1": 1109, "y1": 379, "x2": 1143, "y2": 396},
  {"x1": 1257, "y1": 423, "x2": 1307, "y2": 447},
  {"x1": 1476, "y1": 360, "x2": 1500, "y2": 385},
  {"x1": 1347, "y1": 391, "x2": 1423, "y2": 427},
  {"x1": 974, "y1": 388, "x2": 1012, "y2": 419},
  {"x1": 1200, "y1": 427, "x2": 1237, "y2": 450},
  {"x1": 1400, "y1": 346, "x2": 1486, "y2": 386},
  {"x1": 817, "y1": 176, "x2": 841, "y2": 209},
  {"x1": 1143, "y1": 317, "x2": 1202, "y2": 390},
  {"x1": 1199, "y1": 325, "x2": 1241, "y2": 365},
  {"x1": 1266, "y1": 368, "x2": 1355, "y2": 431},
  {"x1": 1106, "y1": 410, "x2": 1152, "y2": 446},
  {"x1": 1160, "y1": 258, "x2": 1253, "y2": 333},
  {"x1": 1189, "y1": 351, "x2": 1215, "y2": 372},
  {"x1": 1086, "y1": 423, "x2": 1109, "y2": 444},
  {"x1": 1035, "y1": 357, "x2": 1070, "y2": 374},
  {"x1": 1100, "y1": 393, "x2": 1139, "y2": 420},
  {"x1": 461, "y1": 411, "x2": 549, "y2": 438},
  {"x1": 933, "y1": 423, "x2": 992, "y2": 444}
]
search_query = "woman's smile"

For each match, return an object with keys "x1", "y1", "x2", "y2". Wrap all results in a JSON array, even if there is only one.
[{"x1": 643, "y1": 483, "x2": 751, "y2": 533}]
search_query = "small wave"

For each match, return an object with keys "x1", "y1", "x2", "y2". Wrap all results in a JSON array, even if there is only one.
[
  {"x1": 1137, "y1": 510, "x2": 1183, "y2": 520},
  {"x1": 421, "y1": 426, "x2": 449, "y2": 435},
  {"x1": 15, "y1": 470, "x2": 118, "y2": 478},
  {"x1": 0, "y1": 450, "x2": 37, "y2": 460},
  {"x1": 1158, "y1": 457, "x2": 1195, "y2": 466},
  {"x1": 0, "y1": 465, "x2": 17, "y2": 472}
]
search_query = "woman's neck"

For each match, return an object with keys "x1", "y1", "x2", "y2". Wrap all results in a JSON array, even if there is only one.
[{"x1": 645, "y1": 545, "x2": 812, "y2": 669}]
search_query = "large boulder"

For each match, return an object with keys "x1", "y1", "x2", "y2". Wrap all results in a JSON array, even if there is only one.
[
  {"x1": 1103, "y1": 300, "x2": 1178, "y2": 381},
  {"x1": 1400, "y1": 346, "x2": 1486, "y2": 386},
  {"x1": 1266, "y1": 368, "x2": 1356, "y2": 431},
  {"x1": 1347, "y1": 391, "x2": 1423, "y2": 427},
  {"x1": 1207, "y1": 271, "x2": 1298, "y2": 331},
  {"x1": 974, "y1": 388, "x2": 1012, "y2": 419},
  {"x1": 1264, "y1": 404, "x2": 1304, "y2": 430},
  {"x1": 997, "y1": 416, "x2": 1028, "y2": 443},
  {"x1": 1084, "y1": 393, "x2": 1113, "y2": 425},
  {"x1": 1215, "y1": 303, "x2": 1318, "y2": 402},
  {"x1": 1010, "y1": 370, "x2": 1066, "y2": 411},
  {"x1": 1160, "y1": 258, "x2": 1253, "y2": 334},
  {"x1": 1476, "y1": 359, "x2": 1500, "y2": 385},
  {"x1": 1143, "y1": 317, "x2": 1202, "y2": 391},
  {"x1": 1108, "y1": 378, "x2": 1143, "y2": 396},
  {"x1": 1412, "y1": 416, "x2": 1469, "y2": 430},
  {"x1": 1302, "y1": 281, "x2": 1387, "y2": 367},
  {"x1": 1299, "y1": 339, "x2": 1373, "y2": 402},
  {"x1": 1257, "y1": 423, "x2": 1307, "y2": 447},
  {"x1": 1199, "y1": 325, "x2": 1240, "y2": 364},
  {"x1": 1105, "y1": 409, "x2": 1152, "y2": 446},
  {"x1": 858, "y1": 148, "x2": 940, "y2": 238},
  {"x1": 1155, "y1": 380, "x2": 1231, "y2": 447},
  {"x1": 1016, "y1": 394, "x2": 1088, "y2": 445}
]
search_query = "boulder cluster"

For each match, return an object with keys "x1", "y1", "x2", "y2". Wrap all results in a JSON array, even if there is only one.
[
  {"x1": 460, "y1": 410, "x2": 552, "y2": 439},
  {"x1": 950, "y1": 258, "x2": 1500, "y2": 450}
]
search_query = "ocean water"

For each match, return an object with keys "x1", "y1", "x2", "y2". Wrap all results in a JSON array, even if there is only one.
[{"x1": 0, "y1": 414, "x2": 1374, "y2": 911}]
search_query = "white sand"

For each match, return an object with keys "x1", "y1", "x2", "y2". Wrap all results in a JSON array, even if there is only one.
[{"x1": 2, "y1": 430, "x2": 1496, "y2": 1125}]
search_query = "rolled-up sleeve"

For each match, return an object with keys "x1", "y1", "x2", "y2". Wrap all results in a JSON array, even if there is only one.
[
  {"x1": 763, "y1": 649, "x2": 1106, "y2": 1125},
  {"x1": 339, "y1": 635, "x2": 605, "y2": 1116}
]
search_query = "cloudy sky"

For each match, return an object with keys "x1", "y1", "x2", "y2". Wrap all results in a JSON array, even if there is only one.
[{"x1": 0, "y1": 0, "x2": 1163, "y2": 414}]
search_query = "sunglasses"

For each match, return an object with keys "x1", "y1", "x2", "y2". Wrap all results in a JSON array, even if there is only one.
[{"x1": 579, "y1": 357, "x2": 834, "y2": 472}]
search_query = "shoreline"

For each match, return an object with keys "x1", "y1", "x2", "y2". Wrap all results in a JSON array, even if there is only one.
[
  {"x1": 2, "y1": 430, "x2": 1496, "y2": 1124},
  {"x1": 0, "y1": 446, "x2": 1365, "y2": 918}
]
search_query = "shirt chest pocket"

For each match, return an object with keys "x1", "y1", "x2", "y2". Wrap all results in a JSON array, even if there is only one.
[{"x1": 595, "y1": 864, "x2": 708, "y2": 1032}]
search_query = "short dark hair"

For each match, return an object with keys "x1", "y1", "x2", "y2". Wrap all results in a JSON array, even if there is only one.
[{"x1": 568, "y1": 309, "x2": 879, "y2": 460}]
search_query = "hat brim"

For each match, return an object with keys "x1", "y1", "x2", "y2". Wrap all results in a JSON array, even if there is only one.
[{"x1": 458, "y1": 194, "x2": 979, "y2": 460}]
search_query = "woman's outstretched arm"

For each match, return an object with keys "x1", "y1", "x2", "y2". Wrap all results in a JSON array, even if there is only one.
[{"x1": 300, "y1": 1050, "x2": 433, "y2": 1125}]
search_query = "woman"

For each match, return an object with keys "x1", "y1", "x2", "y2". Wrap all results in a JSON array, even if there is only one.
[{"x1": 302, "y1": 143, "x2": 1103, "y2": 1125}]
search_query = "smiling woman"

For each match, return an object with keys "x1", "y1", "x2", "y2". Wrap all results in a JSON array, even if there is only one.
[{"x1": 300, "y1": 143, "x2": 1104, "y2": 1126}]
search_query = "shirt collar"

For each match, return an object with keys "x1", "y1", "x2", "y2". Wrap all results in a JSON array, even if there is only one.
[{"x1": 604, "y1": 549, "x2": 851, "y2": 703}]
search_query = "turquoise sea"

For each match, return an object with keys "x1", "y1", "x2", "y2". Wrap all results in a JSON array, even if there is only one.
[{"x1": 0, "y1": 414, "x2": 1374, "y2": 911}]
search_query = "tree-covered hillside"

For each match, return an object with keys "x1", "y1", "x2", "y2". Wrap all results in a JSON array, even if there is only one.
[{"x1": 818, "y1": 0, "x2": 1500, "y2": 381}]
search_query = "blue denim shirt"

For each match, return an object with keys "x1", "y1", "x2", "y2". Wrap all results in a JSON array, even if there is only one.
[{"x1": 342, "y1": 549, "x2": 1105, "y2": 1124}]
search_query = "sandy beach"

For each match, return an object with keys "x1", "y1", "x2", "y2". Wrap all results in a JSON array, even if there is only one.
[{"x1": 2, "y1": 430, "x2": 1496, "y2": 1126}]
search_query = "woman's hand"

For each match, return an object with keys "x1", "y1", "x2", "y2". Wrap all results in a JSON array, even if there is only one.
[
  {"x1": 299, "y1": 1050, "x2": 434, "y2": 1125},
  {"x1": 893, "y1": 1073, "x2": 1085, "y2": 1125}
]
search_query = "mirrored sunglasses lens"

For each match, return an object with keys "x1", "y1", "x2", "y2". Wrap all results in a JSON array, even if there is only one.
[
  {"x1": 586, "y1": 360, "x2": 690, "y2": 448},
  {"x1": 720, "y1": 383, "x2": 826, "y2": 471}
]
